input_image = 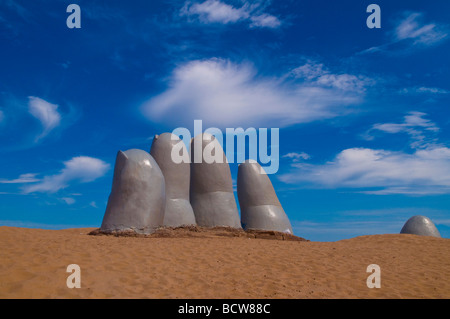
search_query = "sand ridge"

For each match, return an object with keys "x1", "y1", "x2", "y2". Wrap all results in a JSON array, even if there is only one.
[{"x1": 0, "y1": 226, "x2": 449, "y2": 299}]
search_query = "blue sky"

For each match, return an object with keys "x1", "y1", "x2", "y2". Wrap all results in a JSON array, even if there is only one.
[{"x1": 1, "y1": 0, "x2": 449, "y2": 241}]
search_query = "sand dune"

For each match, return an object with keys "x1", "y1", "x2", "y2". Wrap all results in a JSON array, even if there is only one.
[{"x1": 0, "y1": 226, "x2": 449, "y2": 299}]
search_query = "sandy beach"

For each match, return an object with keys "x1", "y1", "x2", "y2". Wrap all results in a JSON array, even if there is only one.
[{"x1": 0, "y1": 226, "x2": 449, "y2": 299}]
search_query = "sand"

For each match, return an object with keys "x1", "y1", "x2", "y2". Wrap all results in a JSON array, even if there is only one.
[{"x1": 0, "y1": 226, "x2": 449, "y2": 299}]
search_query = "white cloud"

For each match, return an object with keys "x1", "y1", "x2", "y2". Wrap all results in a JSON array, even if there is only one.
[
  {"x1": 22, "y1": 156, "x2": 110, "y2": 194},
  {"x1": 365, "y1": 111, "x2": 439, "y2": 149},
  {"x1": 28, "y1": 96, "x2": 61, "y2": 140},
  {"x1": 250, "y1": 13, "x2": 281, "y2": 28},
  {"x1": 181, "y1": 0, "x2": 249, "y2": 24},
  {"x1": 400, "y1": 87, "x2": 450, "y2": 95},
  {"x1": 279, "y1": 146, "x2": 450, "y2": 195},
  {"x1": 290, "y1": 61, "x2": 328, "y2": 81},
  {"x1": 61, "y1": 197, "x2": 76, "y2": 205},
  {"x1": 373, "y1": 112, "x2": 438, "y2": 133},
  {"x1": 395, "y1": 12, "x2": 448, "y2": 46},
  {"x1": 141, "y1": 58, "x2": 368, "y2": 128},
  {"x1": 280, "y1": 111, "x2": 446, "y2": 196},
  {"x1": 291, "y1": 60, "x2": 374, "y2": 93},
  {"x1": 316, "y1": 74, "x2": 373, "y2": 93},
  {"x1": 0, "y1": 173, "x2": 40, "y2": 184},
  {"x1": 282, "y1": 152, "x2": 310, "y2": 162},
  {"x1": 180, "y1": 0, "x2": 281, "y2": 29},
  {"x1": 360, "y1": 12, "x2": 448, "y2": 54}
]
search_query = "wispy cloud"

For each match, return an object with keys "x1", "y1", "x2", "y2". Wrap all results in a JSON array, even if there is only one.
[
  {"x1": 360, "y1": 12, "x2": 448, "y2": 55},
  {"x1": 181, "y1": 0, "x2": 249, "y2": 24},
  {"x1": 21, "y1": 156, "x2": 110, "y2": 194},
  {"x1": 372, "y1": 111, "x2": 439, "y2": 134},
  {"x1": 0, "y1": 173, "x2": 40, "y2": 184},
  {"x1": 399, "y1": 86, "x2": 450, "y2": 95},
  {"x1": 1, "y1": 0, "x2": 29, "y2": 20},
  {"x1": 61, "y1": 197, "x2": 76, "y2": 205},
  {"x1": 28, "y1": 96, "x2": 61, "y2": 141},
  {"x1": 395, "y1": 12, "x2": 448, "y2": 46},
  {"x1": 249, "y1": 12, "x2": 280, "y2": 28},
  {"x1": 363, "y1": 111, "x2": 439, "y2": 149},
  {"x1": 0, "y1": 94, "x2": 79, "y2": 152},
  {"x1": 282, "y1": 152, "x2": 310, "y2": 162},
  {"x1": 180, "y1": 0, "x2": 281, "y2": 29},
  {"x1": 0, "y1": 0, "x2": 33, "y2": 40},
  {"x1": 141, "y1": 58, "x2": 370, "y2": 128},
  {"x1": 290, "y1": 60, "x2": 375, "y2": 93}
]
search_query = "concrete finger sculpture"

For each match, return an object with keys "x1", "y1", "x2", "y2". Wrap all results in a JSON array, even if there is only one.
[
  {"x1": 150, "y1": 133, "x2": 196, "y2": 227},
  {"x1": 190, "y1": 133, "x2": 241, "y2": 228},
  {"x1": 400, "y1": 215, "x2": 441, "y2": 238},
  {"x1": 237, "y1": 160, "x2": 293, "y2": 234},
  {"x1": 100, "y1": 149, "x2": 165, "y2": 234}
]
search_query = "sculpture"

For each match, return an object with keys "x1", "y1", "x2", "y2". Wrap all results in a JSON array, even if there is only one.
[
  {"x1": 237, "y1": 160, "x2": 293, "y2": 234},
  {"x1": 400, "y1": 215, "x2": 441, "y2": 238},
  {"x1": 150, "y1": 133, "x2": 196, "y2": 227},
  {"x1": 100, "y1": 149, "x2": 165, "y2": 234},
  {"x1": 189, "y1": 133, "x2": 241, "y2": 228}
]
